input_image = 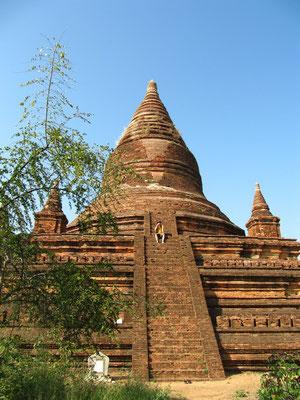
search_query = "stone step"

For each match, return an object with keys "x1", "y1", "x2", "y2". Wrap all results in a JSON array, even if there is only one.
[
  {"x1": 148, "y1": 303, "x2": 194, "y2": 310},
  {"x1": 148, "y1": 338, "x2": 203, "y2": 348},
  {"x1": 147, "y1": 255, "x2": 180, "y2": 258},
  {"x1": 146, "y1": 289, "x2": 192, "y2": 295},
  {"x1": 146, "y1": 253, "x2": 180, "y2": 256},
  {"x1": 148, "y1": 349, "x2": 204, "y2": 359},
  {"x1": 146, "y1": 249, "x2": 179, "y2": 252},
  {"x1": 148, "y1": 313, "x2": 195, "y2": 319},
  {"x1": 147, "y1": 273, "x2": 186, "y2": 277},
  {"x1": 147, "y1": 311, "x2": 195, "y2": 318},
  {"x1": 148, "y1": 245, "x2": 177, "y2": 249},
  {"x1": 146, "y1": 259, "x2": 181, "y2": 263},
  {"x1": 146, "y1": 275, "x2": 188, "y2": 280},
  {"x1": 146, "y1": 250, "x2": 180, "y2": 253},
  {"x1": 147, "y1": 289, "x2": 191, "y2": 294},
  {"x1": 146, "y1": 263, "x2": 182, "y2": 267},
  {"x1": 147, "y1": 303, "x2": 194, "y2": 311},
  {"x1": 147, "y1": 316, "x2": 199, "y2": 325},
  {"x1": 146, "y1": 249, "x2": 181, "y2": 254},
  {"x1": 146, "y1": 287, "x2": 191, "y2": 294},
  {"x1": 149, "y1": 361, "x2": 206, "y2": 370},
  {"x1": 146, "y1": 268, "x2": 185, "y2": 273},
  {"x1": 146, "y1": 254, "x2": 179, "y2": 256},
  {"x1": 148, "y1": 347, "x2": 203, "y2": 356},
  {"x1": 148, "y1": 325, "x2": 200, "y2": 333},
  {"x1": 146, "y1": 282, "x2": 190, "y2": 288},
  {"x1": 148, "y1": 332, "x2": 200, "y2": 341},
  {"x1": 146, "y1": 290, "x2": 192, "y2": 298},
  {"x1": 146, "y1": 282, "x2": 188, "y2": 287},
  {"x1": 149, "y1": 369, "x2": 209, "y2": 381},
  {"x1": 147, "y1": 306, "x2": 194, "y2": 314},
  {"x1": 146, "y1": 257, "x2": 180, "y2": 260}
]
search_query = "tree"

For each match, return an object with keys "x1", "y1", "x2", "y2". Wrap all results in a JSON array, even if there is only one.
[
  {"x1": 1, "y1": 38, "x2": 109, "y2": 232},
  {"x1": 0, "y1": 37, "x2": 132, "y2": 353}
]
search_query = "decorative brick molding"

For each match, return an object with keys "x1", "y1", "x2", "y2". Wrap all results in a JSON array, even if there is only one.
[{"x1": 216, "y1": 315, "x2": 300, "y2": 330}]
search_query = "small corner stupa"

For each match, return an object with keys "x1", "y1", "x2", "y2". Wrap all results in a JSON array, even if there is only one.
[
  {"x1": 33, "y1": 81, "x2": 300, "y2": 381},
  {"x1": 246, "y1": 183, "x2": 281, "y2": 238},
  {"x1": 33, "y1": 180, "x2": 68, "y2": 234}
]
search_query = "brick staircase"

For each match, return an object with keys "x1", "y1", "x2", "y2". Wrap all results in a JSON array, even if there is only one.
[{"x1": 145, "y1": 234, "x2": 208, "y2": 380}]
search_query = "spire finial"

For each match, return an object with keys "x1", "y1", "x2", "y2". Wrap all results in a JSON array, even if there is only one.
[
  {"x1": 255, "y1": 182, "x2": 260, "y2": 191},
  {"x1": 147, "y1": 80, "x2": 157, "y2": 92}
]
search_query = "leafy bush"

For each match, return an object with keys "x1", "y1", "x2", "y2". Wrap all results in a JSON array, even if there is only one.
[
  {"x1": 90, "y1": 379, "x2": 173, "y2": 400},
  {"x1": 258, "y1": 351, "x2": 300, "y2": 400},
  {"x1": 0, "y1": 337, "x2": 68, "y2": 400},
  {"x1": 0, "y1": 338, "x2": 178, "y2": 400},
  {"x1": 233, "y1": 389, "x2": 249, "y2": 398}
]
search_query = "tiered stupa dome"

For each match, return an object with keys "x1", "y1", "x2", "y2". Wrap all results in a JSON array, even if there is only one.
[
  {"x1": 115, "y1": 80, "x2": 203, "y2": 195},
  {"x1": 69, "y1": 81, "x2": 244, "y2": 236}
]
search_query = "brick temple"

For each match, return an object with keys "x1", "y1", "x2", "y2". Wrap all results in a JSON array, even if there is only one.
[{"x1": 34, "y1": 81, "x2": 300, "y2": 381}]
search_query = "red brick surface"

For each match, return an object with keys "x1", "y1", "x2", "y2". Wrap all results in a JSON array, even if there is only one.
[{"x1": 30, "y1": 81, "x2": 300, "y2": 380}]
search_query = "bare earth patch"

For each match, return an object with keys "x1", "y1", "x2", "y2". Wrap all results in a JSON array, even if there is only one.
[{"x1": 154, "y1": 372, "x2": 262, "y2": 400}]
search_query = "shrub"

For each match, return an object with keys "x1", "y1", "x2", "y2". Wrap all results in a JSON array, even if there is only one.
[
  {"x1": 258, "y1": 351, "x2": 300, "y2": 400},
  {"x1": 0, "y1": 338, "x2": 177, "y2": 400},
  {"x1": 91, "y1": 379, "x2": 173, "y2": 400},
  {"x1": 233, "y1": 389, "x2": 249, "y2": 398},
  {"x1": 0, "y1": 337, "x2": 68, "y2": 400}
]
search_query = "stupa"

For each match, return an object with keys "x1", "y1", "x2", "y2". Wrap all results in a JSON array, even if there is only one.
[{"x1": 34, "y1": 81, "x2": 300, "y2": 380}]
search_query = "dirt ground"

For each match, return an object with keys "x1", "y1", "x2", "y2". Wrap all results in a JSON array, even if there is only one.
[{"x1": 154, "y1": 372, "x2": 262, "y2": 400}]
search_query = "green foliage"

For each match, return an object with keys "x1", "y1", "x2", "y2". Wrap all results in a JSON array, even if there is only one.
[
  {"x1": 94, "y1": 379, "x2": 175, "y2": 400},
  {"x1": 0, "y1": 37, "x2": 135, "y2": 354},
  {"x1": 27, "y1": 261, "x2": 129, "y2": 350},
  {"x1": 233, "y1": 389, "x2": 249, "y2": 398},
  {"x1": 0, "y1": 37, "x2": 110, "y2": 233},
  {"x1": 0, "y1": 337, "x2": 67, "y2": 400},
  {"x1": 258, "y1": 352, "x2": 300, "y2": 400},
  {"x1": 0, "y1": 338, "x2": 177, "y2": 400},
  {"x1": 78, "y1": 211, "x2": 118, "y2": 235}
]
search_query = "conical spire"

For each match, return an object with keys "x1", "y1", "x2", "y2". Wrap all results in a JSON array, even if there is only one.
[
  {"x1": 117, "y1": 80, "x2": 185, "y2": 147},
  {"x1": 246, "y1": 183, "x2": 280, "y2": 238},
  {"x1": 130, "y1": 80, "x2": 173, "y2": 125},
  {"x1": 33, "y1": 180, "x2": 68, "y2": 234},
  {"x1": 113, "y1": 81, "x2": 203, "y2": 194},
  {"x1": 41, "y1": 179, "x2": 63, "y2": 213},
  {"x1": 251, "y1": 183, "x2": 273, "y2": 218}
]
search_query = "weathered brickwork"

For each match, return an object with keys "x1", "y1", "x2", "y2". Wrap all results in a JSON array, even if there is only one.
[
  {"x1": 246, "y1": 183, "x2": 281, "y2": 238},
  {"x1": 193, "y1": 234, "x2": 300, "y2": 371},
  {"x1": 30, "y1": 81, "x2": 300, "y2": 380}
]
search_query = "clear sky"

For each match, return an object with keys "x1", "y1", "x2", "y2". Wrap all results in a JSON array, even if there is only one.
[{"x1": 1, "y1": 0, "x2": 299, "y2": 241}]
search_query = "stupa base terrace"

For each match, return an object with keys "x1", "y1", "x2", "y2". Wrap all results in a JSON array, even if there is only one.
[{"x1": 33, "y1": 210, "x2": 300, "y2": 381}]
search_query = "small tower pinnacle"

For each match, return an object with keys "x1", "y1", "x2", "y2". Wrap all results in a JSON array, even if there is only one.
[
  {"x1": 33, "y1": 180, "x2": 68, "y2": 234},
  {"x1": 251, "y1": 182, "x2": 272, "y2": 218},
  {"x1": 246, "y1": 183, "x2": 280, "y2": 238}
]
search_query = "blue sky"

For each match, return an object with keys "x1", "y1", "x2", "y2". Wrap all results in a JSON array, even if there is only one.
[{"x1": 1, "y1": 0, "x2": 299, "y2": 241}]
